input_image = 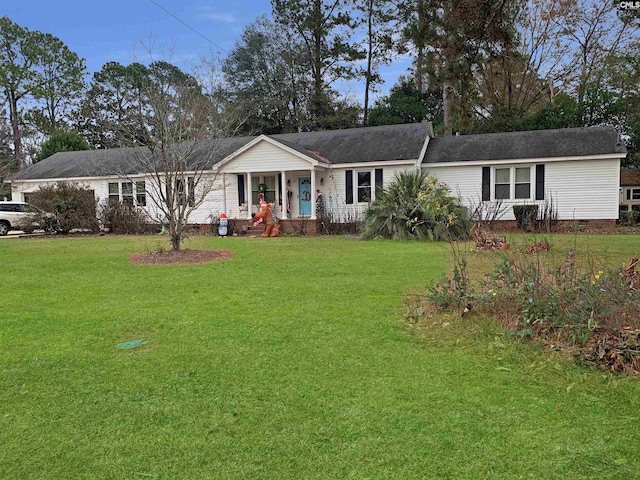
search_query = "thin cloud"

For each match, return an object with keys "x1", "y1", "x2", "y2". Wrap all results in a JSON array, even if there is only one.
[
  {"x1": 205, "y1": 12, "x2": 236, "y2": 23},
  {"x1": 194, "y1": 6, "x2": 236, "y2": 24}
]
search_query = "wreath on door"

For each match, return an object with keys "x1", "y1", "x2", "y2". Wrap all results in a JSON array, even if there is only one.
[{"x1": 257, "y1": 183, "x2": 268, "y2": 194}]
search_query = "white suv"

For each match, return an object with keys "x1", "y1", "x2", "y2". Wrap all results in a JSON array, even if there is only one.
[{"x1": 0, "y1": 201, "x2": 51, "y2": 236}]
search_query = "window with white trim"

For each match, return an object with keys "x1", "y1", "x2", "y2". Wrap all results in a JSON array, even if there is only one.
[
  {"x1": 628, "y1": 188, "x2": 640, "y2": 201},
  {"x1": 251, "y1": 175, "x2": 277, "y2": 204},
  {"x1": 122, "y1": 182, "x2": 134, "y2": 204},
  {"x1": 357, "y1": 171, "x2": 372, "y2": 203},
  {"x1": 136, "y1": 181, "x2": 146, "y2": 206},
  {"x1": 494, "y1": 168, "x2": 510, "y2": 200},
  {"x1": 514, "y1": 167, "x2": 531, "y2": 199},
  {"x1": 493, "y1": 166, "x2": 533, "y2": 200},
  {"x1": 108, "y1": 182, "x2": 119, "y2": 202},
  {"x1": 107, "y1": 181, "x2": 146, "y2": 206}
]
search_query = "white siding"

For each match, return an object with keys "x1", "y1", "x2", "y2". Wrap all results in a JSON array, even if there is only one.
[
  {"x1": 12, "y1": 178, "x2": 108, "y2": 202},
  {"x1": 221, "y1": 140, "x2": 316, "y2": 173},
  {"x1": 186, "y1": 175, "x2": 226, "y2": 224},
  {"x1": 426, "y1": 158, "x2": 621, "y2": 221},
  {"x1": 10, "y1": 173, "x2": 229, "y2": 225},
  {"x1": 546, "y1": 159, "x2": 620, "y2": 220},
  {"x1": 323, "y1": 164, "x2": 415, "y2": 221},
  {"x1": 10, "y1": 156, "x2": 621, "y2": 225},
  {"x1": 423, "y1": 164, "x2": 483, "y2": 209}
]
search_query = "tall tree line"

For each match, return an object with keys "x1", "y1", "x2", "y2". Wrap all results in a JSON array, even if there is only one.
[{"x1": 1, "y1": 1, "x2": 639, "y2": 171}]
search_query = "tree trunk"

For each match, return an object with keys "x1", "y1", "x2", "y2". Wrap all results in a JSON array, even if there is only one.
[
  {"x1": 442, "y1": 78, "x2": 452, "y2": 135},
  {"x1": 312, "y1": 0, "x2": 324, "y2": 124},
  {"x1": 169, "y1": 217, "x2": 181, "y2": 251},
  {"x1": 415, "y1": 0, "x2": 426, "y2": 95},
  {"x1": 363, "y1": 0, "x2": 374, "y2": 125},
  {"x1": 8, "y1": 92, "x2": 24, "y2": 170}
]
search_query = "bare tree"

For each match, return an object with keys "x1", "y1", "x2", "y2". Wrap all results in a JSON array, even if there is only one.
[
  {"x1": 94, "y1": 58, "x2": 243, "y2": 251},
  {"x1": 474, "y1": 0, "x2": 574, "y2": 116},
  {"x1": 561, "y1": 0, "x2": 637, "y2": 106}
]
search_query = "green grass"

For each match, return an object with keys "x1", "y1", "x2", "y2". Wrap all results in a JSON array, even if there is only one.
[{"x1": 1, "y1": 234, "x2": 639, "y2": 479}]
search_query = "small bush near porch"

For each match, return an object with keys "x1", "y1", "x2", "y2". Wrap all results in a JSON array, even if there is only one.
[{"x1": 1, "y1": 235, "x2": 640, "y2": 478}]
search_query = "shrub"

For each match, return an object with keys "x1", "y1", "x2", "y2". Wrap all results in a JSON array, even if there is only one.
[
  {"x1": 426, "y1": 243, "x2": 640, "y2": 373},
  {"x1": 468, "y1": 198, "x2": 508, "y2": 229},
  {"x1": 477, "y1": 250, "x2": 640, "y2": 372},
  {"x1": 619, "y1": 210, "x2": 639, "y2": 226},
  {"x1": 28, "y1": 182, "x2": 98, "y2": 233},
  {"x1": 99, "y1": 200, "x2": 150, "y2": 234},
  {"x1": 427, "y1": 242, "x2": 470, "y2": 309},
  {"x1": 318, "y1": 211, "x2": 359, "y2": 235},
  {"x1": 536, "y1": 197, "x2": 558, "y2": 233},
  {"x1": 361, "y1": 170, "x2": 470, "y2": 241},
  {"x1": 513, "y1": 205, "x2": 538, "y2": 232}
]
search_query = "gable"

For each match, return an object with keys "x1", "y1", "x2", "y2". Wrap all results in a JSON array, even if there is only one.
[{"x1": 220, "y1": 138, "x2": 321, "y2": 173}]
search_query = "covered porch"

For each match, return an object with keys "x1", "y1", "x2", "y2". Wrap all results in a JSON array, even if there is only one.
[
  {"x1": 215, "y1": 134, "x2": 331, "y2": 222},
  {"x1": 221, "y1": 168, "x2": 325, "y2": 221}
]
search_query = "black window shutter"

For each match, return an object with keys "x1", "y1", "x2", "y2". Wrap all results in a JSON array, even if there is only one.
[
  {"x1": 237, "y1": 174, "x2": 245, "y2": 205},
  {"x1": 375, "y1": 168, "x2": 383, "y2": 198},
  {"x1": 346, "y1": 170, "x2": 353, "y2": 204},
  {"x1": 481, "y1": 167, "x2": 490, "y2": 201},
  {"x1": 278, "y1": 173, "x2": 282, "y2": 205},
  {"x1": 535, "y1": 164, "x2": 545, "y2": 201},
  {"x1": 627, "y1": 189, "x2": 631, "y2": 200}
]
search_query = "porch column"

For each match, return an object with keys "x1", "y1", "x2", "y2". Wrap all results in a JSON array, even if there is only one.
[
  {"x1": 310, "y1": 169, "x2": 317, "y2": 220},
  {"x1": 222, "y1": 173, "x2": 227, "y2": 215},
  {"x1": 246, "y1": 172, "x2": 253, "y2": 219},
  {"x1": 281, "y1": 170, "x2": 287, "y2": 218}
]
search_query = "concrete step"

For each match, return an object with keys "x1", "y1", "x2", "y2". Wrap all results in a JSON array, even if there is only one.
[{"x1": 242, "y1": 225, "x2": 266, "y2": 235}]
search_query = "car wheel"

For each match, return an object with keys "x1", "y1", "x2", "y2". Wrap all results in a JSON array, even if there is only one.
[{"x1": 0, "y1": 221, "x2": 9, "y2": 236}]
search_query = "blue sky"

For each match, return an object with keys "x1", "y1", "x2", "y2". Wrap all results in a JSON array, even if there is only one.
[{"x1": 2, "y1": 0, "x2": 410, "y2": 102}]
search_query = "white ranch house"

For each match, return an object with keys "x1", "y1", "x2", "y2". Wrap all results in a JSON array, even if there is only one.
[{"x1": 7, "y1": 123, "x2": 627, "y2": 232}]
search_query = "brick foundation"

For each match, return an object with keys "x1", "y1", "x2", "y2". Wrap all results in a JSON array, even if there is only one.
[
  {"x1": 190, "y1": 219, "x2": 319, "y2": 236},
  {"x1": 491, "y1": 219, "x2": 617, "y2": 232}
]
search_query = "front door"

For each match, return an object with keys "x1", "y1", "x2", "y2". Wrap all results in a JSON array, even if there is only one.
[{"x1": 299, "y1": 177, "x2": 312, "y2": 216}]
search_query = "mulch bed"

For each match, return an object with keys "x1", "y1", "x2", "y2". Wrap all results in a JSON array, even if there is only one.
[{"x1": 130, "y1": 249, "x2": 234, "y2": 265}]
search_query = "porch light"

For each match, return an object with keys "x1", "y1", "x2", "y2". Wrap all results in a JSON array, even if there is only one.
[{"x1": 320, "y1": 178, "x2": 324, "y2": 185}]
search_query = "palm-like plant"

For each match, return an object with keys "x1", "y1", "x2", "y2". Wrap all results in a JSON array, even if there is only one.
[{"x1": 361, "y1": 170, "x2": 469, "y2": 241}]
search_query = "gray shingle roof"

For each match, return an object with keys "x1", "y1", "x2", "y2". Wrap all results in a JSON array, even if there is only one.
[
  {"x1": 10, "y1": 123, "x2": 623, "y2": 181},
  {"x1": 10, "y1": 123, "x2": 432, "y2": 181},
  {"x1": 268, "y1": 122, "x2": 432, "y2": 164},
  {"x1": 422, "y1": 126, "x2": 626, "y2": 164}
]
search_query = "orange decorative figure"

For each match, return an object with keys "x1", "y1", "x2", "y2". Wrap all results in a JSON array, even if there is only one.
[{"x1": 252, "y1": 201, "x2": 281, "y2": 237}]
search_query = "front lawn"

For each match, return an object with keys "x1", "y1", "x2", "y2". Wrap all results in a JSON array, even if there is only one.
[{"x1": 1, "y1": 235, "x2": 639, "y2": 479}]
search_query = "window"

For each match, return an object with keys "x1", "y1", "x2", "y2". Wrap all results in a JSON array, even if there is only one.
[
  {"x1": 0, "y1": 203, "x2": 19, "y2": 212},
  {"x1": 122, "y1": 182, "x2": 134, "y2": 204},
  {"x1": 108, "y1": 181, "x2": 146, "y2": 206},
  {"x1": 357, "y1": 171, "x2": 372, "y2": 203},
  {"x1": 492, "y1": 166, "x2": 533, "y2": 200},
  {"x1": 176, "y1": 178, "x2": 186, "y2": 206},
  {"x1": 251, "y1": 175, "x2": 261, "y2": 205},
  {"x1": 494, "y1": 168, "x2": 510, "y2": 200},
  {"x1": 136, "y1": 181, "x2": 146, "y2": 206},
  {"x1": 251, "y1": 175, "x2": 277, "y2": 204},
  {"x1": 108, "y1": 182, "x2": 119, "y2": 202},
  {"x1": 515, "y1": 167, "x2": 531, "y2": 199},
  {"x1": 263, "y1": 176, "x2": 276, "y2": 203},
  {"x1": 632, "y1": 189, "x2": 640, "y2": 201}
]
